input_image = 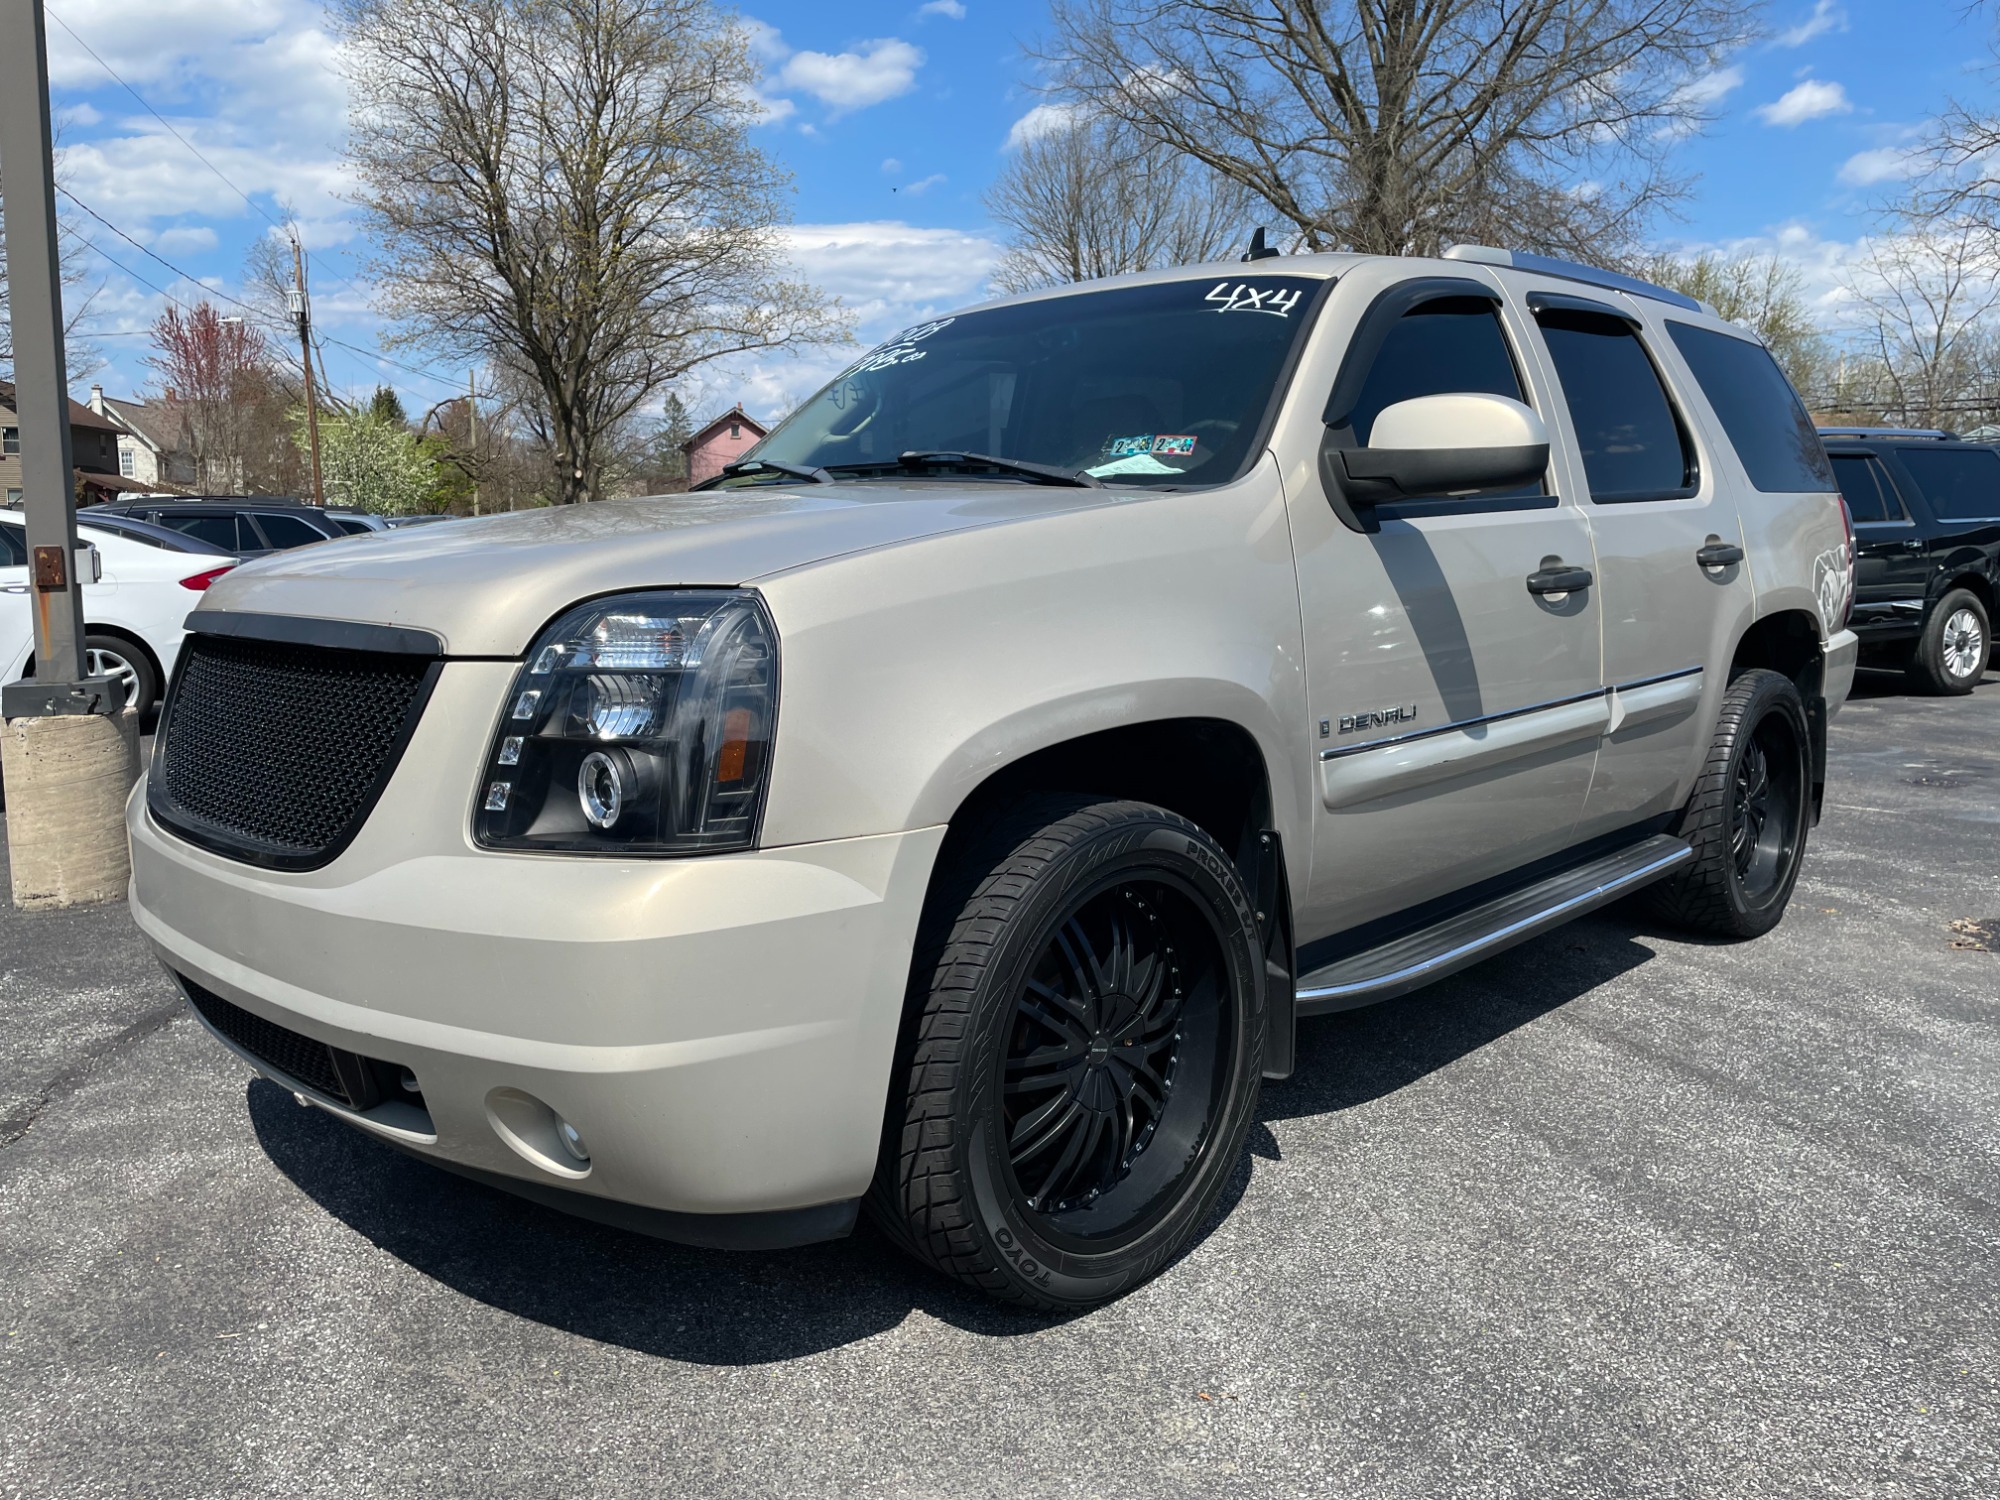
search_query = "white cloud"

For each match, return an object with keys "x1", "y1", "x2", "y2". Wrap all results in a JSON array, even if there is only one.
[
  {"x1": 777, "y1": 38, "x2": 924, "y2": 113},
  {"x1": 1004, "y1": 102, "x2": 1084, "y2": 150},
  {"x1": 917, "y1": 0, "x2": 966, "y2": 16},
  {"x1": 881, "y1": 157, "x2": 902, "y2": 174},
  {"x1": 1755, "y1": 78, "x2": 1853, "y2": 127},
  {"x1": 154, "y1": 225, "x2": 220, "y2": 254},
  {"x1": 1676, "y1": 65, "x2": 1746, "y2": 109},
  {"x1": 1838, "y1": 146, "x2": 1921, "y2": 187},
  {"x1": 900, "y1": 173, "x2": 946, "y2": 196},
  {"x1": 1777, "y1": 0, "x2": 1847, "y2": 47}
]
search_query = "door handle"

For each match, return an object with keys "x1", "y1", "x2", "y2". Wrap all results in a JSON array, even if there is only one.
[
  {"x1": 1526, "y1": 562, "x2": 1593, "y2": 595},
  {"x1": 1695, "y1": 541, "x2": 1745, "y2": 568}
]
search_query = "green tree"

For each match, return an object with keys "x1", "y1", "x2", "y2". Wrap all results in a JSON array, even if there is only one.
[
  {"x1": 367, "y1": 385, "x2": 409, "y2": 427},
  {"x1": 299, "y1": 406, "x2": 451, "y2": 514}
]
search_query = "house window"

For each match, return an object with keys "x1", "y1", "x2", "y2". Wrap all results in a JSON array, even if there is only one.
[
  {"x1": 119, "y1": 446, "x2": 136, "y2": 478},
  {"x1": 5, "y1": 488, "x2": 20, "y2": 507},
  {"x1": 2, "y1": 427, "x2": 18, "y2": 455},
  {"x1": 729, "y1": 422, "x2": 740, "y2": 439}
]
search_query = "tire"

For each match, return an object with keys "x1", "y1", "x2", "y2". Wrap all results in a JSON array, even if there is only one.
[
  {"x1": 1647, "y1": 668, "x2": 1812, "y2": 940},
  {"x1": 83, "y1": 634, "x2": 157, "y2": 710},
  {"x1": 1905, "y1": 589, "x2": 1989, "y2": 696},
  {"x1": 869, "y1": 797, "x2": 1267, "y2": 1310}
]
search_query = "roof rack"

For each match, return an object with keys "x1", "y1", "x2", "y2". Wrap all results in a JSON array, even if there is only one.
[
  {"x1": 1814, "y1": 426, "x2": 1959, "y2": 441},
  {"x1": 1442, "y1": 245, "x2": 1707, "y2": 314}
]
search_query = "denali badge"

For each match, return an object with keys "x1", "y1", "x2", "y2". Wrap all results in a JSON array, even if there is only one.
[{"x1": 1338, "y1": 704, "x2": 1418, "y2": 734}]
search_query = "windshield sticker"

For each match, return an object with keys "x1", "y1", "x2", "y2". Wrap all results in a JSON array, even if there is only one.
[
  {"x1": 1105, "y1": 434, "x2": 1155, "y2": 458},
  {"x1": 840, "y1": 317, "x2": 958, "y2": 377},
  {"x1": 1204, "y1": 282, "x2": 1305, "y2": 317},
  {"x1": 1151, "y1": 434, "x2": 1196, "y2": 456},
  {"x1": 1086, "y1": 452, "x2": 1182, "y2": 478}
]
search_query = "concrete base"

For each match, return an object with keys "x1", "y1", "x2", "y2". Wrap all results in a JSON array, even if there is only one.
[{"x1": 2, "y1": 710, "x2": 142, "y2": 910}]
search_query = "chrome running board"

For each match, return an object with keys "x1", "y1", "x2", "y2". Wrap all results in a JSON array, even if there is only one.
[{"x1": 1294, "y1": 834, "x2": 1693, "y2": 1016}]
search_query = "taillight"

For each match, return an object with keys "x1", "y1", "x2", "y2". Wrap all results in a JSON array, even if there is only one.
[
  {"x1": 178, "y1": 564, "x2": 235, "y2": 591},
  {"x1": 1835, "y1": 493, "x2": 1855, "y2": 629}
]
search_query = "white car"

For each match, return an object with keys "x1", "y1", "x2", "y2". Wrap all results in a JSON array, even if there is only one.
[{"x1": 1, "y1": 511, "x2": 237, "y2": 709}]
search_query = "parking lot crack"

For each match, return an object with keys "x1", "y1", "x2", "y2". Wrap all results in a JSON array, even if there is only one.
[{"x1": 0, "y1": 1000, "x2": 187, "y2": 1149}]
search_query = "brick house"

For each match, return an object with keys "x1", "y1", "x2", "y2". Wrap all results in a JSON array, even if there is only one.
[
  {"x1": 681, "y1": 404, "x2": 768, "y2": 486},
  {"x1": 0, "y1": 379, "x2": 151, "y2": 508}
]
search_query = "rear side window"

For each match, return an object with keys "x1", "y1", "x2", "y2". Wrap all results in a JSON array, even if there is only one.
[
  {"x1": 329, "y1": 517, "x2": 375, "y2": 535},
  {"x1": 1830, "y1": 454, "x2": 1905, "y2": 524},
  {"x1": 1666, "y1": 322, "x2": 1834, "y2": 493},
  {"x1": 1894, "y1": 447, "x2": 2000, "y2": 521},
  {"x1": 252, "y1": 512, "x2": 330, "y2": 548},
  {"x1": 160, "y1": 514, "x2": 244, "y2": 550},
  {"x1": 0, "y1": 523, "x2": 26, "y2": 567},
  {"x1": 1345, "y1": 298, "x2": 1525, "y2": 444},
  {"x1": 1536, "y1": 309, "x2": 1695, "y2": 502}
]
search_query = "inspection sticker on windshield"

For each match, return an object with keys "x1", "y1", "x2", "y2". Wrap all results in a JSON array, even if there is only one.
[
  {"x1": 1205, "y1": 282, "x2": 1304, "y2": 317},
  {"x1": 1151, "y1": 434, "x2": 1196, "y2": 456},
  {"x1": 1106, "y1": 434, "x2": 1154, "y2": 458}
]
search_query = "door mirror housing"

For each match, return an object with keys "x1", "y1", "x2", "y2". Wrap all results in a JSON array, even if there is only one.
[{"x1": 1327, "y1": 393, "x2": 1550, "y2": 504}]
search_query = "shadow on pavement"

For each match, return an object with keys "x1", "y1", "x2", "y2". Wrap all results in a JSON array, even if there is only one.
[{"x1": 248, "y1": 912, "x2": 1666, "y2": 1362}]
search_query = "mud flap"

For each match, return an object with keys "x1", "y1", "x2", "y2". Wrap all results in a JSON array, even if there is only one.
[{"x1": 1248, "y1": 828, "x2": 1296, "y2": 1081}]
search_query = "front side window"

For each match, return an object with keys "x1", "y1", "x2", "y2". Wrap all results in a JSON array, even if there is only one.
[
  {"x1": 1893, "y1": 447, "x2": 2000, "y2": 522},
  {"x1": 161, "y1": 514, "x2": 244, "y2": 550},
  {"x1": 1830, "y1": 454, "x2": 1904, "y2": 524},
  {"x1": 0, "y1": 521, "x2": 26, "y2": 566},
  {"x1": 1536, "y1": 310, "x2": 1695, "y2": 502},
  {"x1": 749, "y1": 277, "x2": 1325, "y2": 488}
]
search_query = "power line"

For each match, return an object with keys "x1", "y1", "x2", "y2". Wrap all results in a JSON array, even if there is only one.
[{"x1": 58, "y1": 188, "x2": 278, "y2": 327}]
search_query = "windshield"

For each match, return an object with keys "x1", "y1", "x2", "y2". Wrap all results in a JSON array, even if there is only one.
[{"x1": 746, "y1": 275, "x2": 1325, "y2": 487}]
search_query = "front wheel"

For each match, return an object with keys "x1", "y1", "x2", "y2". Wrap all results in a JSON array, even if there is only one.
[
  {"x1": 870, "y1": 798, "x2": 1266, "y2": 1310},
  {"x1": 1906, "y1": 589, "x2": 1989, "y2": 696},
  {"x1": 1648, "y1": 668, "x2": 1811, "y2": 939}
]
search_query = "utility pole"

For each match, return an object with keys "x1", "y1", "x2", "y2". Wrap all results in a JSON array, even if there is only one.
[
  {"x1": 290, "y1": 236, "x2": 325, "y2": 507},
  {"x1": 468, "y1": 368, "x2": 480, "y2": 516},
  {"x1": 0, "y1": 0, "x2": 140, "y2": 908}
]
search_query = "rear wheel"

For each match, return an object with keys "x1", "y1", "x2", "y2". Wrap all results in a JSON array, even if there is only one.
[
  {"x1": 1906, "y1": 589, "x2": 1989, "y2": 696},
  {"x1": 83, "y1": 635, "x2": 156, "y2": 710},
  {"x1": 1648, "y1": 668, "x2": 1811, "y2": 939},
  {"x1": 870, "y1": 798, "x2": 1266, "y2": 1310}
]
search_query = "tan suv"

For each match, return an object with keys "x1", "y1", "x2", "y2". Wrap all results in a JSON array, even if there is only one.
[{"x1": 129, "y1": 246, "x2": 1857, "y2": 1308}]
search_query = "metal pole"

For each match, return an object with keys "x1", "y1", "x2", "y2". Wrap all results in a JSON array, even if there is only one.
[
  {"x1": 291, "y1": 236, "x2": 325, "y2": 507},
  {"x1": 0, "y1": 0, "x2": 100, "y2": 715}
]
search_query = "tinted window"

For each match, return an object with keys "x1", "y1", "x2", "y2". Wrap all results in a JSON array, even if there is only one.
[
  {"x1": 1895, "y1": 447, "x2": 2000, "y2": 521},
  {"x1": 1830, "y1": 454, "x2": 1903, "y2": 524},
  {"x1": 1666, "y1": 322, "x2": 1833, "y2": 493},
  {"x1": 252, "y1": 512, "x2": 330, "y2": 548},
  {"x1": 0, "y1": 522, "x2": 25, "y2": 567},
  {"x1": 1345, "y1": 298, "x2": 1525, "y2": 445},
  {"x1": 1537, "y1": 310, "x2": 1694, "y2": 501},
  {"x1": 161, "y1": 514, "x2": 245, "y2": 550},
  {"x1": 329, "y1": 517, "x2": 375, "y2": 535}
]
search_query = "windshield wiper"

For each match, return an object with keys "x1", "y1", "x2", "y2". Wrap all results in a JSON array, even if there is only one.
[
  {"x1": 694, "y1": 458, "x2": 834, "y2": 491},
  {"x1": 826, "y1": 451, "x2": 1101, "y2": 489}
]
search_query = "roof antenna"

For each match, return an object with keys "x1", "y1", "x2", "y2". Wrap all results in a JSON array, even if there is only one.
[{"x1": 1241, "y1": 227, "x2": 1281, "y2": 262}]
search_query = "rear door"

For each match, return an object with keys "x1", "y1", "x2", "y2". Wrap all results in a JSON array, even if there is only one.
[
  {"x1": 1831, "y1": 450, "x2": 1929, "y2": 635},
  {"x1": 1518, "y1": 289, "x2": 1753, "y2": 838}
]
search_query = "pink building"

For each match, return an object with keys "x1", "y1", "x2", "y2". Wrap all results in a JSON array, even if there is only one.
[{"x1": 682, "y1": 404, "x2": 768, "y2": 486}]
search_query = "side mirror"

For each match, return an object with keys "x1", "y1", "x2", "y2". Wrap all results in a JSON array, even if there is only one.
[{"x1": 1327, "y1": 393, "x2": 1550, "y2": 505}]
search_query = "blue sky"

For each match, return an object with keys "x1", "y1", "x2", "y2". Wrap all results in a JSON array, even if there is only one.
[{"x1": 36, "y1": 0, "x2": 1992, "y2": 427}]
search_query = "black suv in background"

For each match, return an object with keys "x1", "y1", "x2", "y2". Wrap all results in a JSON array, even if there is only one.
[
  {"x1": 90, "y1": 498, "x2": 349, "y2": 556},
  {"x1": 1821, "y1": 429, "x2": 2000, "y2": 694}
]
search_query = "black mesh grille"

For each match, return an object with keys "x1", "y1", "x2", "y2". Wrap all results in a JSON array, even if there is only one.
[
  {"x1": 151, "y1": 633, "x2": 435, "y2": 868},
  {"x1": 181, "y1": 978, "x2": 353, "y2": 1106}
]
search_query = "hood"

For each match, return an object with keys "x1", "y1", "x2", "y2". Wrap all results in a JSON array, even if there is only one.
[{"x1": 193, "y1": 483, "x2": 1121, "y2": 656}]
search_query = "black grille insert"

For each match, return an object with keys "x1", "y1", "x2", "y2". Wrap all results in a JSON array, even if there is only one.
[
  {"x1": 181, "y1": 978, "x2": 355, "y2": 1106},
  {"x1": 150, "y1": 631, "x2": 439, "y2": 870}
]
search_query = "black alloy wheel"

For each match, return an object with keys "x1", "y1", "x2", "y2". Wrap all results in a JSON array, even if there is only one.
[
  {"x1": 1649, "y1": 667, "x2": 1812, "y2": 939},
  {"x1": 870, "y1": 798, "x2": 1266, "y2": 1310}
]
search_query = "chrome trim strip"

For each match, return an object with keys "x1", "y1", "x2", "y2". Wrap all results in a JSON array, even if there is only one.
[
  {"x1": 1319, "y1": 666, "x2": 1702, "y2": 761},
  {"x1": 1295, "y1": 845, "x2": 1694, "y2": 1004}
]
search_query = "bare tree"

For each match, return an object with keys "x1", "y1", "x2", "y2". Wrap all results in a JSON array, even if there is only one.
[
  {"x1": 1640, "y1": 250, "x2": 1830, "y2": 388},
  {"x1": 1035, "y1": 0, "x2": 1751, "y2": 261},
  {"x1": 1828, "y1": 222, "x2": 2000, "y2": 431},
  {"x1": 145, "y1": 303, "x2": 294, "y2": 493},
  {"x1": 987, "y1": 112, "x2": 1257, "y2": 293},
  {"x1": 334, "y1": 0, "x2": 848, "y2": 505},
  {"x1": 0, "y1": 137, "x2": 104, "y2": 380}
]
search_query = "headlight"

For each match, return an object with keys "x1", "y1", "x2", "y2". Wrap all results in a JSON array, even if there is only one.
[{"x1": 474, "y1": 590, "x2": 778, "y2": 854}]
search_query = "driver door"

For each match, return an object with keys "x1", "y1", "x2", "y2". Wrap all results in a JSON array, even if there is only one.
[{"x1": 1281, "y1": 266, "x2": 1605, "y2": 942}]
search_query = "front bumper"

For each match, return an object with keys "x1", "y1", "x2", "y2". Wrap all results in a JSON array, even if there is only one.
[{"x1": 129, "y1": 659, "x2": 945, "y2": 1231}]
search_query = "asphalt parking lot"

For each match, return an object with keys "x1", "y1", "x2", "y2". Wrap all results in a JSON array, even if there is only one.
[{"x1": 3, "y1": 667, "x2": 1996, "y2": 1500}]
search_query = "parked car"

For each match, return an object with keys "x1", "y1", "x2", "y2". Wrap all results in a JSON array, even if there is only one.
[
  {"x1": 75, "y1": 509, "x2": 243, "y2": 555},
  {"x1": 91, "y1": 498, "x2": 348, "y2": 555},
  {"x1": 129, "y1": 246, "x2": 1856, "y2": 1310},
  {"x1": 1820, "y1": 428, "x2": 1999, "y2": 693},
  {"x1": 1, "y1": 511, "x2": 236, "y2": 709},
  {"x1": 324, "y1": 511, "x2": 464, "y2": 535}
]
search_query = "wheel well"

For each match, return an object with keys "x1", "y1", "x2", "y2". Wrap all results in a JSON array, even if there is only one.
[
  {"x1": 25, "y1": 624, "x2": 164, "y2": 700},
  {"x1": 938, "y1": 718, "x2": 1275, "y2": 876},
  {"x1": 1941, "y1": 571, "x2": 1994, "y2": 616},
  {"x1": 1729, "y1": 610, "x2": 1822, "y2": 696}
]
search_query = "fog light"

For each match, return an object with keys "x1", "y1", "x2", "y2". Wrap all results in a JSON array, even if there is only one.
[
  {"x1": 578, "y1": 750, "x2": 625, "y2": 828},
  {"x1": 556, "y1": 1119, "x2": 590, "y2": 1164}
]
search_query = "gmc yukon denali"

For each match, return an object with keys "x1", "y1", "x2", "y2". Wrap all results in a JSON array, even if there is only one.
[{"x1": 129, "y1": 247, "x2": 1859, "y2": 1309}]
